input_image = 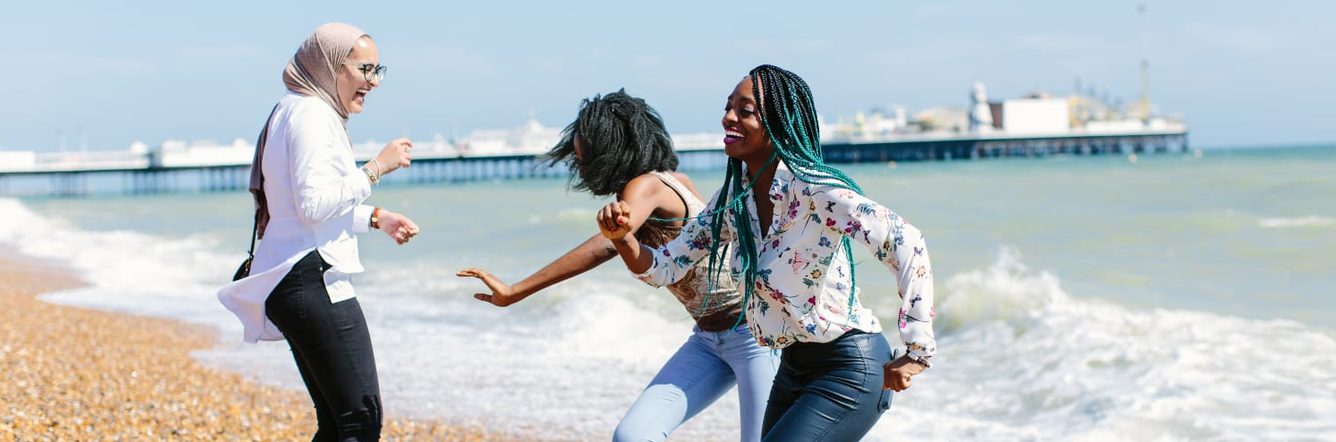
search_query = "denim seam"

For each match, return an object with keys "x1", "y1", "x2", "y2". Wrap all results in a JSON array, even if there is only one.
[{"x1": 292, "y1": 256, "x2": 312, "y2": 321}]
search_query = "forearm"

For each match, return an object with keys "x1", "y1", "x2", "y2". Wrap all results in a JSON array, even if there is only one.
[
  {"x1": 611, "y1": 235, "x2": 654, "y2": 275},
  {"x1": 817, "y1": 186, "x2": 937, "y2": 362},
  {"x1": 512, "y1": 234, "x2": 618, "y2": 297},
  {"x1": 888, "y1": 220, "x2": 936, "y2": 364}
]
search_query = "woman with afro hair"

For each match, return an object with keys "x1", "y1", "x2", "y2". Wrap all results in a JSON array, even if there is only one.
[{"x1": 459, "y1": 89, "x2": 778, "y2": 441}]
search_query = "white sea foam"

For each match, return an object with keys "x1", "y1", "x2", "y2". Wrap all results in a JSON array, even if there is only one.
[
  {"x1": 1259, "y1": 215, "x2": 1333, "y2": 229},
  {"x1": 5, "y1": 197, "x2": 1334, "y2": 441},
  {"x1": 0, "y1": 198, "x2": 238, "y2": 327},
  {"x1": 867, "y1": 249, "x2": 1336, "y2": 441},
  {"x1": 0, "y1": 197, "x2": 718, "y2": 438}
]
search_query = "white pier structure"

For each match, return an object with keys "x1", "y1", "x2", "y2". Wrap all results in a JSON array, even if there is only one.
[{"x1": 1, "y1": 81, "x2": 1190, "y2": 197}]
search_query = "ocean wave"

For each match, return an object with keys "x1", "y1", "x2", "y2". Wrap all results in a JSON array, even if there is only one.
[
  {"x1": 0, "y1": 197, "x2": 709, "y2": 438},
  {"x1": 934, "y1": 247, "x2": 1062, "y2": 333},
  {"x1": 868, "y1": 248, "x2": 1336, "y2": 441},
  {"x1": 1259, "y1": 216, "x2": 1333, "y2": 229},
  {"x1": 0, "y1": 198, "x2": 233, "y2": 298},
  {"x1": 10, "y1": 196, "x2": 1333, "y2": 440}
]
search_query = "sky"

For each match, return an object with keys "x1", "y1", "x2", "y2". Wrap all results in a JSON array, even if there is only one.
[{"x1": 2, "y1": 0, "x2": 1332, "y2": 151}]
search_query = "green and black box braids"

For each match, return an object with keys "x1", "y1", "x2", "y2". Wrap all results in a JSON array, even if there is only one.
[{"x1": 705, "y1": 64, "x2": 867, "y2": 326}]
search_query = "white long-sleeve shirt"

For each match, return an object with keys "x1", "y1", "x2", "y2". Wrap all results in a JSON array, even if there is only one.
[
  {"x1": 633, "y1": 164, "x2": 937, "y2": 363},
  {"x1": 218, "y1": 92, "x2": 374, "y2": 343}
]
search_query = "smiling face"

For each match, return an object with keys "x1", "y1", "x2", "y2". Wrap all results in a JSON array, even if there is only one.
[
  {"x1": 722, "y1": 76, "x2": 773, "y2": 164},
  {"x1": 335, "y1": 37, "x2": 380, "y2": 115}
]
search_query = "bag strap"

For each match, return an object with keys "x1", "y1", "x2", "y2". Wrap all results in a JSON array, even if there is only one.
[
  {"x1": 246, "y1": 209, "x2": 259, "y2": 260},
  {"x1": 245, "y1": 104, "x2": 281, "y2": 258}
]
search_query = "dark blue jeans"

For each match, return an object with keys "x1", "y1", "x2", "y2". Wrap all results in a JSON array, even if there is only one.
[
  {"x1": 266, "y1": 251, "x2": 382, "y2": 442},
  {"x1": 761, "y1": 330, "x2": 895, "y2": 442}
]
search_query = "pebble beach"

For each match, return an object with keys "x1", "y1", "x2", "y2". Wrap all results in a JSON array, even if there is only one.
[{"x1": 0, "y1": 255, "x2": 513, "y2": 441}]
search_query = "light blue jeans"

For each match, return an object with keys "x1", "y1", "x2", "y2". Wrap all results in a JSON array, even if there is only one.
[{"x1": 613, "y1": 324, "x2": 780, "y2": 442}]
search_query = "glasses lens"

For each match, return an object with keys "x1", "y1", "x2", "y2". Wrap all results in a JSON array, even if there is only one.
[{"x1": 354, "y1": 64, "x2": 383, "y2": 82}]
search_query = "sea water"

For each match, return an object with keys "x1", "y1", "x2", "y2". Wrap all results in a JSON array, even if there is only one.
[{"x1": 2, "y1": 145, "x2": 1332, "y2": 440}]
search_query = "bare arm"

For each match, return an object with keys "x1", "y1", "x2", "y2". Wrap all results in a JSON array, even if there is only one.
[
  {"x1": 598, "y1": 200, "x2": 655, "y2": 274},
  {"x1": 462, "y1": 173, "x2": 685, "y2": 306},
  {"x1": 595, "y1": 174, "x2": 686, "y2": 275},
  {"x1": 601, "y1": 183, "x2": 736, "y2": 286},
  {"x1": 512, "y1": 234, "x2": 618, "y2": 296},
  {"x1": 457, "y1": 234, "x2": 617, "y2": 306}
]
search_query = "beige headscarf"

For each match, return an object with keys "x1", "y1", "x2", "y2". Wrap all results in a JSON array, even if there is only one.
[{"x1": 248, "y1": 23, "x2": 370, "y2": 238}]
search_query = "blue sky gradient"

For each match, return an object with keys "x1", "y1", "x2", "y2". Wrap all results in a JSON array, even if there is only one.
[{"x1": 3, "y1": 0, "x2": 1332, "y2": 150}]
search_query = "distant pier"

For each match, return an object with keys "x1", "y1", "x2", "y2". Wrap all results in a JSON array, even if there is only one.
[
  {"x1": 821, "y1": 130, "x2": 1188, "y2": 162},
  {"x1": 0, "y1": 130, "x2": 1188, "y2": 197}
]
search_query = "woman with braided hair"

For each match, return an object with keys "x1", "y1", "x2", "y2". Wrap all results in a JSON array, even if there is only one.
[
  {"x1": 457, "y1": 89, "x2": 778, "y2": 442},
  {"x1": 598, "y1": 65, "x2": 936, "y2": 441}
]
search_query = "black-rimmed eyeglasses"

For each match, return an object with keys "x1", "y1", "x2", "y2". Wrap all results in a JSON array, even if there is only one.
[{"x1": 345, "y1": 62, "x2": 387, "y2": 82}]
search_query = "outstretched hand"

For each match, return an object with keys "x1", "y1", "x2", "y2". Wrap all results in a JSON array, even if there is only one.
[
  {"x1": 457, "y1": 267, "x2": 523, "y2": 307},
  {"x1": 883, "y1": 355, "x2": 926, "y2": 392},
  {"x1": 596, "y1": 200, "x2": 633, "y2": 240}
]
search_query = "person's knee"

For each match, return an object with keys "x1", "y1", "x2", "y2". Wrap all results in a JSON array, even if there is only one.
[
  {"x1": 613, "y1": 404, "x2": 671, "y2": 442},
  {"x1": 612, "y1": 420, "x2": 668, "y2": 442},
  {"x1": 613, "y1": 385, "x2": 685, "y2": 442}
]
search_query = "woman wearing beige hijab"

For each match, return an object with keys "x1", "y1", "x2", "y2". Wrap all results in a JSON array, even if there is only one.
[{"x1": 218, "y1": 22, "x2": 417, "y2": 440}]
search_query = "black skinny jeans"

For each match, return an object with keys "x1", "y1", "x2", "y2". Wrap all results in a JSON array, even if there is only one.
[{"x1": 266, "y1": 251, "x2": 382, "y2": 442}]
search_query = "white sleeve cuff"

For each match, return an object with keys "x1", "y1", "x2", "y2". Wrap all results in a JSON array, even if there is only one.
[
  {"x1": 353, "y1": 204, "x2": 375, "y2": 234},
  {"x1": 906, "y1": 349, "x2": 933, "y2": 368}
]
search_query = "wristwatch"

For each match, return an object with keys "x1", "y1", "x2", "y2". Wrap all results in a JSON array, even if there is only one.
[{"x1": 370, "y1": 207, "x2": 381, "y2": 229}]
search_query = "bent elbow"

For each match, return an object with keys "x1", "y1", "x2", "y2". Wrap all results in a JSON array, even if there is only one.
[{"x1": 295, "y1": 197, "x2": 333, "y2": 225}]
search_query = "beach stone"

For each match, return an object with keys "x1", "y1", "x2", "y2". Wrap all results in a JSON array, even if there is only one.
[{"x1": 0, "y1": 257, "x2": 516, "y2": 441}]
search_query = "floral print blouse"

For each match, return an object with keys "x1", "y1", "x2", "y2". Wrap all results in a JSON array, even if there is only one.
[{"x1": 632, "y1": 164, "x2": 937, "y2": 364}]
